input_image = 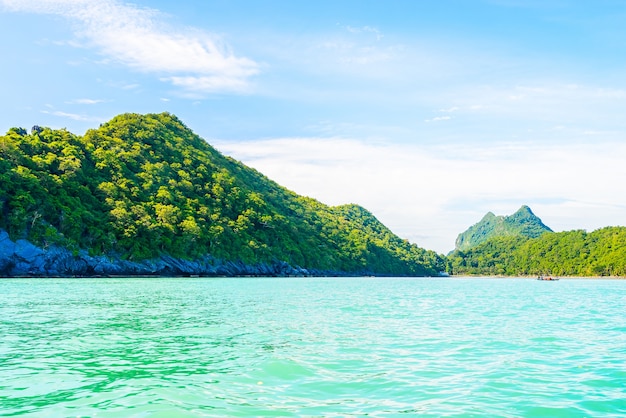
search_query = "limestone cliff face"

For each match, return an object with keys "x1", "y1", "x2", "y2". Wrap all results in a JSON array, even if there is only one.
[{"x1": 454, "y1": 205, "x2": 552, "y2": 251}]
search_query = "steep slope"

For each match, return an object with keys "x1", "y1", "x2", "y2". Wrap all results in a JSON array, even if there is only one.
[
  {"x1": 455, "y1": 205, "x2": 552, "y2": 251},
  {"x1": 0, "y1": 112, "x2": 444, "y2": 276}
]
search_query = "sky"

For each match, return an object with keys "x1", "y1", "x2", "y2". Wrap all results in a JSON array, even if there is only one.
[{"x1": 1, "y1": 0, "x2": 626, "y2": 253}]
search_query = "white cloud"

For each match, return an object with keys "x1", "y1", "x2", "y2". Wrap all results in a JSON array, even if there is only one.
[
  {"x1": 1, "y1": 0, "x2": 258, "y2": 94},
  {"x1": 314, "y1": 38, "x2": 397, "y2": 68},
  {"x1": 426, "y1": 82, "x2": 626, "y2": 144},
  {"x1": 344, "y1": 25, "x2": 383, "y2": 40},
  {"x1": 164, "y1": 75, "x2": 251, "y2": 96},
  {"x1": 41, "y1": 109, "x2": 101, "y2": 121},
  {"x1": 425, "y1": 116, "x2": 452, "y2": 122},
  {"x1": 216, "y1": 136, "x2": 626, "y2": 253},
  {"x1": 120, "y1": 83, "x2": 140, "y2": 90},
  {"x1": 65, "y1": 98, "x2": 105, "y2": 104},
  {"x1": 444, "y1": 83, "x2": 626, "y2": 120}
]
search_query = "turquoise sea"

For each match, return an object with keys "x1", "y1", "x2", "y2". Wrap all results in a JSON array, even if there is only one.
[{"x1": 1, "y1": 277, "x2": 624, "y2": 417}]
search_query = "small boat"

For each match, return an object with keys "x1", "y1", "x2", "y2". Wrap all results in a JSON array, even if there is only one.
[{"x1": 537, "y1": 275, "x2": 559, "y2": 281}]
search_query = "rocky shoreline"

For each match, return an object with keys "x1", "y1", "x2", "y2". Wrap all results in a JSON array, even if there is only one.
[{"x1": 0, "y1": 230, "x2": 339, "y2": 278}]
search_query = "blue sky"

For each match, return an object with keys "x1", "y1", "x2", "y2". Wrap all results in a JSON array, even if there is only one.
[{"x1": 1, "y1": 0, "x2": 626, "y2": 253}]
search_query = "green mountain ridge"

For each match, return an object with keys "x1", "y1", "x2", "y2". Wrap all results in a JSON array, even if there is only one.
[
  {"x1": 447, "y1": 226, "x2": 626, "y2": 277},
  {"x1": 448, "y1": 205, "x2": 626, "y2": 277},
  {"x1": 0, "y1": 112, "x2": 445, "y2": 276},
  {"x1": 454, "y1": 205, "x2": 553, "y2": 251}
]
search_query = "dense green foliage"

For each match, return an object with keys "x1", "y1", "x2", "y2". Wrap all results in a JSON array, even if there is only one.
[
  {"x1": 448, "y1": 227, "x2": 626, "y2": 276},
  {"x1": 0, "y1": 112, "x2": 444, "y2": 276},
  {"x1": 455, "y1": 205, "x2": 552, "y2": 251}
]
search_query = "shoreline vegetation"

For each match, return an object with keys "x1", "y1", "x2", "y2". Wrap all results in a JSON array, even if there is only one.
[
  {"x1": 1, "y1": 227, "x2": 625, "y2": 279},
  {"x1": 2, "y1": 112, "x2": 625, "y2": 278},
  {"x1": 446, "y1": 227, "x2": 626, "y2": 277}
]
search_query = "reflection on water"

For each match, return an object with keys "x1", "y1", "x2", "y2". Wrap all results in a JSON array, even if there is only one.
[{"x1": 1, "y1": 277, "x2": 625, "y2": 416}]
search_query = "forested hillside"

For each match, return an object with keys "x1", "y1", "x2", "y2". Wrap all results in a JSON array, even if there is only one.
[
  {"x1": 448, "y1": 227, "x2": 626, "y2": 276},
  {"x1": 455, "y1": 205, "x2": 552, "y2": 251},
  {"x1": 0, "y1": 112, "x2": 444, "y2": 276}
]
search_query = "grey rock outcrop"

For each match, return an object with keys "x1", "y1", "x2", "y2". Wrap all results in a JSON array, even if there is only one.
[{"x1": 0, "y1": 230, "x2": 314, "y2": 277}]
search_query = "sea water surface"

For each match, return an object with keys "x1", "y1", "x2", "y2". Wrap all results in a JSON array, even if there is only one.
[{"x1": 1, "y1": 277, "x2": 624, "y2": 417}]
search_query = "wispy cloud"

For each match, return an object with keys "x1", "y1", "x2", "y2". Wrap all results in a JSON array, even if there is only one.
[
  {"x1": 164, "y1": 75, "x2": 251, "y2": 98},
  {"x1": 427, "y1": 82, "x2": 626, "y2": 143},
  {"x1": 444, "y1": 83, "x2": 626, "y2": 116},
  {"x1": 65, "y1": 98, "x2": 106, "y2": 105},
  {"x1": 425, "y1": 116, "x2": 452, "y2": 123},
  {"x1": 343, "y1": 25, "x2": 384, "y2": 40},
  {"x1": 41, "y1": 109, "x2": 102, "y2": 121},
  {"x1": 1, "y1": 0, "x2": 258, "y2": 94}
]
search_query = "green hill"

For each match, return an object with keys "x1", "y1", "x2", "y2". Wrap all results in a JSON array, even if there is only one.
[
  {"x1": 454, "y1": 205, "x2": 553, "y2": 251},
  {"x1": 0, "y1": 112, "x2": 444, "y2": 276},
  {"x1": 450, "y1": 206, "x2": 626, "y2": 277},
  {"x1": 447, "y1": 227, "x2": 626, "y2": 277}
]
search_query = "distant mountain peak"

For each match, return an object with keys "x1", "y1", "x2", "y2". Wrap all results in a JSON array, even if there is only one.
[
  {"x1": 455, "y1": 205, "x2": 552, "y2": 251},
  {"x1": 513, "y1": 205, "x2": 535, "y2": 216}
]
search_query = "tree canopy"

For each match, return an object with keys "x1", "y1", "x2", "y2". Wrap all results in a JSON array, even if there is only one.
[{"x1": 447, "y1": 227, "x2": 626, "y2": 277}]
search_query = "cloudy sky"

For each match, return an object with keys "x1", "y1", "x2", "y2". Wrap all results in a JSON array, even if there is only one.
[{"x1": 1, "y1": 0, "x2": 625, "y2": 253}]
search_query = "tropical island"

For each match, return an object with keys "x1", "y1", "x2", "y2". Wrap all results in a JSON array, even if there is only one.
[
  {"x1": 1, "y1": 112, "x2": 624, "y2": 277},
  {"x1": 0, "y1": 113, "x2": 445, "y2": 277},
  {"x1": 448, "y1": 206, "x2": 626, "y2": 277}
]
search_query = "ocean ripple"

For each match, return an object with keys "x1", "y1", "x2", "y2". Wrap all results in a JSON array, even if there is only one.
[{"x1": 1, "y1": 277, "x2": 625, "y2": 417}]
